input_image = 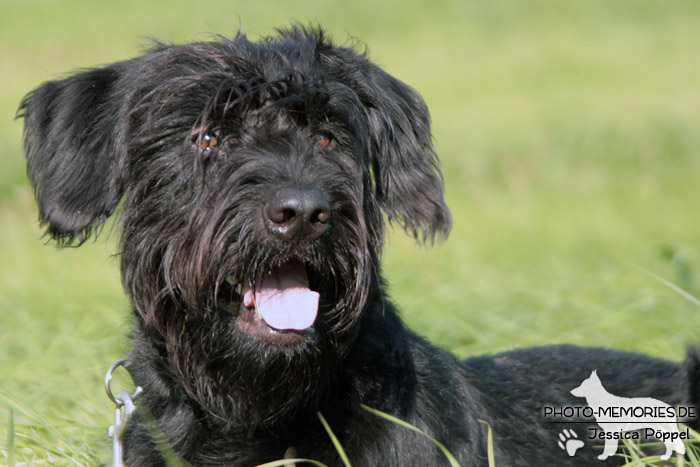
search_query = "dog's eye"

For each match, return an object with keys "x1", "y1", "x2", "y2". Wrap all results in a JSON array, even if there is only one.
[
  {"x1": 200, "y1": 133, "x2": 219, "y2": 151},
  {"x1": 314, "y1": 133, "x2": 332, "y2": 148}
]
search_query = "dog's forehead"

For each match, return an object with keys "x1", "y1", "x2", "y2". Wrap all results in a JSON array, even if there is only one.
[
  {"x1": 146, "y1": 34, "x2": 342, "y2": 92},
  {"x1": 135, "y1": 36, "x2": 360, "y2": 132}
]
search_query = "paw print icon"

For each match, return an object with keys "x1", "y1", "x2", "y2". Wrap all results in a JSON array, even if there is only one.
[{"x1": 558, "y1": 429, "x2": 584, "y2": 457}]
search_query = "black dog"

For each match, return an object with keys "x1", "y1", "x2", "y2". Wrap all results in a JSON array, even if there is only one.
[{"x1": 19, "y1": 26, "x2": 700, "y2": 466}]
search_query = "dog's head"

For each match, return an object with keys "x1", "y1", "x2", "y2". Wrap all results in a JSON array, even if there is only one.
[
  {"x1": 19, "y1": 26, "x2": 451, "y2": 349},
  {"x1": 570, "y1": 370, "x2": 602, "y2": 399}
]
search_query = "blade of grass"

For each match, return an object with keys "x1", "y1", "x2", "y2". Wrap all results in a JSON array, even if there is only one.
[
  {"x1": 7, "y1": 407, "x2": 15, "y2": 467},
  {"x1": 361, "y1": 404, "x2": 460, "y2": 467},
  {"x1": 686, "y1": 443, "x2": 700, "y2": 467},
  {"x1": 637, "y1": 267, "x2": 700, "y2": 308},
  {"x1": 620, "y1": 437, "x2": 643, "y2": 466},
  {"x1": 138, "y1": 407, "x2": 190, "y2": 467},
  {"x1": 477, "y1": 419, "x2": 495, "y2": 467},
  {"x1": 0, "y1": 392, "x2": 98, "y2": 465},
  {"x1": 317, "y1": 412, "x2": 351, "y2": 467},
  {"x1": 254, "y1": 459, "x2": 328, "y2": 467},
  {"x1": 682, "y1": 424, "x2": 700, "y2": 467}
]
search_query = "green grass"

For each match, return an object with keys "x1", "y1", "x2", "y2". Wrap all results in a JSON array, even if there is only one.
[{"x1": 1, "y1": 0, "x2": 699, "y2": 465}]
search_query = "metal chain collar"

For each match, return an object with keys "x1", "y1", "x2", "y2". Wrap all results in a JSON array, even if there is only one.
[{"x1": 105, "y1": 359, "x2": 143, "y2": 467}]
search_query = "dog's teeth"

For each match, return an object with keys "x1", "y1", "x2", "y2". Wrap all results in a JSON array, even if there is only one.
[
  {"x1": 235, "y1": 283, "x2": 243, "y2": 295},
  {"x1": 225, "y1": 275, "x2": 239, "y2": 286},
  {"x1": 253, "y1": 297, "x2": 262, "y2": 319}
]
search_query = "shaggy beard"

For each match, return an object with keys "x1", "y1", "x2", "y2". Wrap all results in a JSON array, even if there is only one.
[{"x1": 161, "y1": 314, "x2": 333, "y2": 430}]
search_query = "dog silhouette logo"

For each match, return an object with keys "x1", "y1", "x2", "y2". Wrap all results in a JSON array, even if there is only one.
[{"x1": 571, "y1": 370, "x2": 686, "y2": 461}]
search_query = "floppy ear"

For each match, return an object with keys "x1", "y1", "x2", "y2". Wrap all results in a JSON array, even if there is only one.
[
  {"x1": 357, "y1": 61, "x2": 452, "y2": 243},
  {"x1": 293, "y1": 26, "x2": 450, "y2": 242},
  {"x1": 18, "y1": 65, "x2": 126, "y2": 245}
]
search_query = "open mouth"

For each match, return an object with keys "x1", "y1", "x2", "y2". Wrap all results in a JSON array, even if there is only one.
[{"x1": 224, "y1": 259, "x2": 320, "y2": 344}]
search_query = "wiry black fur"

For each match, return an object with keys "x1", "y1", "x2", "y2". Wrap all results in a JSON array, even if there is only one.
[{"x1": 19, "y1": 26, "x2": 700, "y2": 466}]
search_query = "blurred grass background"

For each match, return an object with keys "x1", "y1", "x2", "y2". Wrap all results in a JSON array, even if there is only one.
[{"x1": 1, "y1": 0, "x2": 699, "y2": 464}]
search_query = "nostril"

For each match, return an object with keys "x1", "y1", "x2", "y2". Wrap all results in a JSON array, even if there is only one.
[
  {"x1": 268, "y1": 207, "x2": 297, "y2": 225},
  {"x1": 311, "y1": 207, "x2": 330, "y2": 227},
  {"x1": 281, "y1": 209, "x2": 297, "y2": 224}
]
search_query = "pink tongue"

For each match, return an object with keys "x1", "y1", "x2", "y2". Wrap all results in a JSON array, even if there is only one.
[{"x1": 243, "y1": 262, "x2": 319, "y2": 331}]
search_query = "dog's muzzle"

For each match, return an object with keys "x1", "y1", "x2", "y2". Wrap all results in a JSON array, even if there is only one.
[{"x1": 222, "y1": 186, "x2": 332, "y2": 344}]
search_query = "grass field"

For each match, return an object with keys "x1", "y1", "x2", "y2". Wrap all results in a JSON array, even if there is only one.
[{"x1": 1, "y1": 0, "x2": 699, "y2": 465}]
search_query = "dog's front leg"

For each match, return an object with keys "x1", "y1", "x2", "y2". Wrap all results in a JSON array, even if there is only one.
[{"x1": 597, "y1": 434, "x2": 619, "y2": 460}]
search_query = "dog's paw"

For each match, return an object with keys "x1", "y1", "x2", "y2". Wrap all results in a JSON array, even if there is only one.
[{"x1": 558, "y1": 429, "x2": 584, "y2": 457}]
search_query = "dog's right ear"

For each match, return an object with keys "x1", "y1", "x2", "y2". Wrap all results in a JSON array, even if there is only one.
[
  {"x1": 18, "y1": 65, "x2": 126, "y2": 245},
  {"x1": 312, "y1": 31, "x2": 452, "y2": 244}
]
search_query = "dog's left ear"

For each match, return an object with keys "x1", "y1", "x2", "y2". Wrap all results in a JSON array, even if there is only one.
[
  {"x1": 17, "y1": 65, "x2": 127, "y2": 246},
  {"x1": 341, "y1": 54, "x2": 452, "y2": 243}
]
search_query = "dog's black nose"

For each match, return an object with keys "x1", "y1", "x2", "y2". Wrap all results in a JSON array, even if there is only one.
[{"x1": 265, "y1": 186, "x2": 331, "y2": 241}]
